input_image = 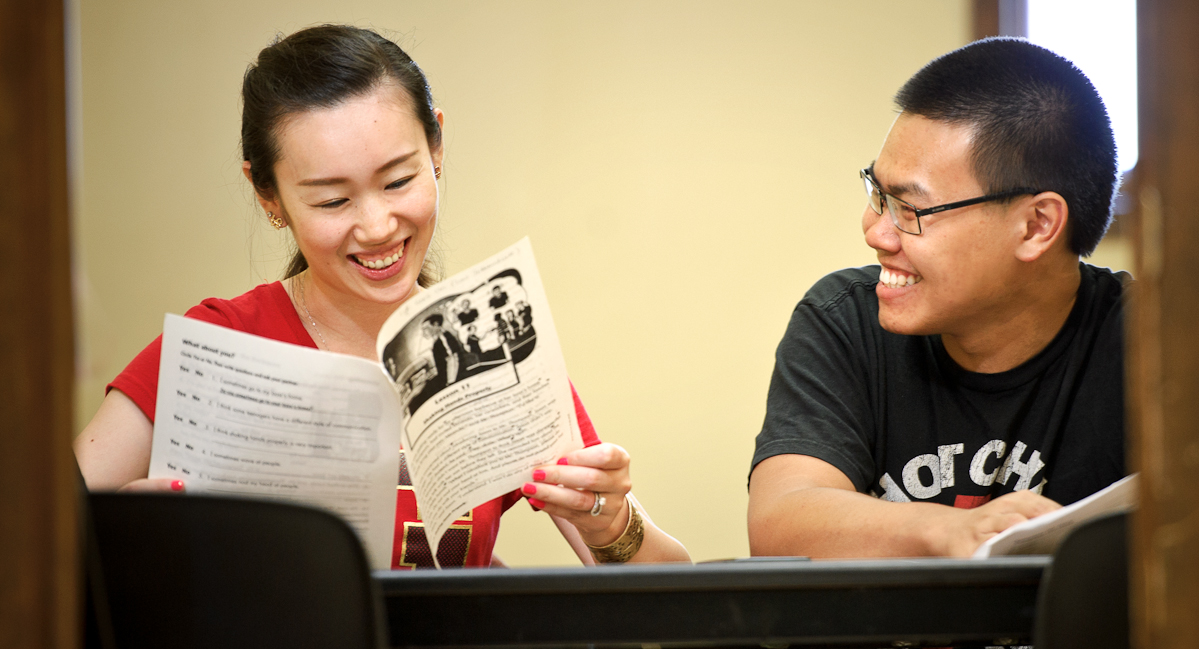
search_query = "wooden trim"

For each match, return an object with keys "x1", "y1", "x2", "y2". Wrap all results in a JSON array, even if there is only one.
[
  {"x1": 972, "y1": 0, "x2": 1000, "y2": 41},
  {"x1": 1128, "y1": 0, "x2": 1199, "y2": 646},
  {"x1": 0, "y1": 0, "x2": 78, "y2": 646}
]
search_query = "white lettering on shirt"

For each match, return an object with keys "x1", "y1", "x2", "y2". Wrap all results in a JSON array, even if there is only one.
[
  {"x1": 902, "y1": 454, "x2": 942, "y2": 499},
  {"x1": 969, "y1": 440, "x2": 1007, "y2": 486},
  {"x1": 938, "y1": 443, "x2": 965, "y2": 488},
  {"x1": 996, "y1": 441, "x2": 1046, "y2": 490},
  {"x1": 876, "y1": 440, "x2": 1049, "y2": 502},
  {"x1": 878, "y1": 472, "x2": 911, "y2": 502}
]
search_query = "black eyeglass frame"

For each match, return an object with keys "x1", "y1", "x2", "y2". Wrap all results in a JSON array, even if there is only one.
[{"x1": 860, "y1": 166, "x2": 1041, "y2": 235}]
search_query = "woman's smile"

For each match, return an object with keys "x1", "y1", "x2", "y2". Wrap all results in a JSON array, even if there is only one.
[{"x1": 350, "y1": 239, "x2": 408, "y2": 278}]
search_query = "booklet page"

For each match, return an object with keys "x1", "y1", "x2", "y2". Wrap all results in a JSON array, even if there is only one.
[
  {"x1": 377, "y1": 238, "x2": 582, "y2": 564},
  {"x1": 972, "y1": 473, "x2": 1138, "y2": 558},
  {"x1": 149, "y1": 314, "x2": 402, "y2": 569}
]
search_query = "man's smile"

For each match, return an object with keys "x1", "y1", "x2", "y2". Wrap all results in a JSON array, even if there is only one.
[{"x1": 878, "y1": 266, "x2": 923, "y2": 289}]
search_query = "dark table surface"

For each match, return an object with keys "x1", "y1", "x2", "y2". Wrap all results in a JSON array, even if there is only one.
[{"x1": 375, "y1": 556, "x2": 1049, "y2": 648}]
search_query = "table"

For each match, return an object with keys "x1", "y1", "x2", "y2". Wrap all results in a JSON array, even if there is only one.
[{"x1": 376, "y1": 556, "x2": 1048, "y2": 647}]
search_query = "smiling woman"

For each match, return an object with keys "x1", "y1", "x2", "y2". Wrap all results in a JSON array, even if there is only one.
[
  {"x1": 240, "y1": 26, "x2": 444, "y2": 298},
  {"x1": 72, "y1": 24, "x2": 689, "y2": 569},
  {"x1": 247, "y1": 83, "x2": 443, "y2": 358}
]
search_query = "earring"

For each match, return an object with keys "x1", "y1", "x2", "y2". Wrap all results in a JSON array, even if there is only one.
[
  {"x1": 267, "y1": 211, "x2": 286, "y2": 229},
  {"x1": 434, "y1": 166, "x2": 442, "y2": 180}
]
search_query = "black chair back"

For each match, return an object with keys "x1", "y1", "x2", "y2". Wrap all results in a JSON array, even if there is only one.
[
  {"x1": 1033, "y1": 510, "x2": 1130, "y2": 649},
  {"x1": 87, "y1": 493, "x2": 386, "y2": 649}
]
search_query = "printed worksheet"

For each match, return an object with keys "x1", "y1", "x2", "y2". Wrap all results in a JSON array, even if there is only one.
[
  {"x1": 376, "y1": 238, "x2": 582, "y2": 563},
  {"x1": 150, "y1": 314, "x2": 402, "y2": 568},
  {"x1": 149, "y1": 238, "x2": 581, "y2": 568}
]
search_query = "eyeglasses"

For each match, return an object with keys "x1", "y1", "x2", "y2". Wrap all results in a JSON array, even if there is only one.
[{"x1": 860, "y1": 167, "x2": 1040, "y2": 235}]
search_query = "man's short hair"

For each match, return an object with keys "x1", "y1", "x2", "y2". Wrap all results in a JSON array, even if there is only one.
[{"x1": 894, "y1": 38, "x2": 1117, "y2": 257}]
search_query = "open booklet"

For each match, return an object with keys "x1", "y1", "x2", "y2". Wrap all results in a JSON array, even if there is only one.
[
  {"x1": 147, "y1": 238, "x2": 584, "y2": 569},
  {"x1": 972, "y1": 473, "x2": 1138, "y2": 558}
]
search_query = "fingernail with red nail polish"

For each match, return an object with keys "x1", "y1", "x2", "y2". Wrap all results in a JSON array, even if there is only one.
[
  {"x1": 532, "y1": 469, "x2": 546, "y2": 481},
  {"x1": 529, "y1": 498, "x2": 545, "y2": 510},
  {"x1": 171, "y1": 480, "x2": 184, "y2": 492},
  {"x1": 557, "y1": 458, "x2": 569, "y2": 465},
  {"x1": 522, "y1": 483, "x2": 537, "y2": 495}
]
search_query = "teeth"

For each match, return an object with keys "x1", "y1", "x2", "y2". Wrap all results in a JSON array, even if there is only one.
[
  {"x1": 356, "y1": 247, "x2": 404, "y2": 270},
  {"x1": 878, "y1": 267, "x2": 922, "y2": 289}
]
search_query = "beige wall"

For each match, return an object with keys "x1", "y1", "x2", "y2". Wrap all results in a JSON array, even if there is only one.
[{"x1": 76, "y1": 1, "x2": 972, "y2": 565}]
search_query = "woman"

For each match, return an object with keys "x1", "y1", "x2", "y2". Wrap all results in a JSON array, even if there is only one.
[{"x1": 74, "y1": 24, "x2": 689, "y2": 567}]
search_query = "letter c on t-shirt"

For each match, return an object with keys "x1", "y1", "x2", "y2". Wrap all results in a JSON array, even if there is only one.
[{"x1": 969, "y1": 440, "x2": 1007, "y2": 486}]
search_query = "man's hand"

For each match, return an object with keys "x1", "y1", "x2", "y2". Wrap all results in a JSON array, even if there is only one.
[{"x1": 929, "y1": 490, "x2": 1061, "y2": 557}]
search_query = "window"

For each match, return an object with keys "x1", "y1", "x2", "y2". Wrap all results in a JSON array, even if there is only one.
[{"x1": 1026, "y1": 0, "x2": 1139, "y2": 172}]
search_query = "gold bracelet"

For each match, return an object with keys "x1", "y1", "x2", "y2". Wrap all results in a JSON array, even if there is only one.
[{"x1": 586, "y1": 497, "x2": 645, "y2": 563}]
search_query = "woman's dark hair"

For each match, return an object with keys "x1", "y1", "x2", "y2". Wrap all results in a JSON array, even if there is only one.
[
  {"x1": 242, "y1": 24, "x2": 442, "y2": 283},
  {"x1": 895, "y1": 38, "x2": 1117, "y2": 257}
]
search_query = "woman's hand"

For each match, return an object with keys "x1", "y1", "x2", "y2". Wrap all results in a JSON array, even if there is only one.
[
  {"x1": 522, "y1": 443, "x2": 633, "y2": 547},
  {"x1": 117, "y1": 478, "x2": 186, "y2": 493}
]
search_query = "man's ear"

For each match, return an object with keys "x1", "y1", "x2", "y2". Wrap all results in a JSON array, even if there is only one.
[
  {"x1": 242, "y1": 161, "x2": 281, "y2": 217},
  {"x1": 1015, "y1": 191, "x2": 1069, "y2": 262}
]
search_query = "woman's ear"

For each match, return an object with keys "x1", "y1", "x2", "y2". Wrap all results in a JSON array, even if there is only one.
[
  {"x1": 242, "y1": 161, "x2": 281, "y2": 217},
  {"x1": 1015, "y1": 191, "x2": 1070, "y2": 262},
  {"x1": 431, "y1": 108, "x2": 446, "y2": 171}
]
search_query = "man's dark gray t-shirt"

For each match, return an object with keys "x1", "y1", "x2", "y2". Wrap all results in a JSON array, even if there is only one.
[{"x1": 751, "y1": 263, "x2": 1126, "y2": 507}]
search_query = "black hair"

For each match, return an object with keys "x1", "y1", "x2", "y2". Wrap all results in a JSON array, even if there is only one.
[
  {"x1": 423, "y1": 314, "x2": 444, "y2": 327},
  {"x1": 241, "y1": 24, "x2": 442, "y2": 282},
  {"x1": 894, "y1": 38, "x2": 1117, "y2": 256}
]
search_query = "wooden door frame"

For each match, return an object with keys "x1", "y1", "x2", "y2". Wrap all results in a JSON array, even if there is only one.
[
  {"x1": 1127, "y1": 0, "x2": 1199, "y2": 646},
  {"x1": 0, "y1": 0, "x2": 79, "y2": 646}
]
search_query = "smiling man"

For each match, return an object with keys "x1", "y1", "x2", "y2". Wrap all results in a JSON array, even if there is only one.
[{"x1": 748, "y1": 39, "x2": 1126, "y2": 558}]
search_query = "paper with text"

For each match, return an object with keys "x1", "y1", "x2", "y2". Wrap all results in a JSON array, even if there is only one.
[
  {"x1": 376, "y1": 238, "x2": 582, "y2": 565},
  {"x1": 973, "y1": 473, "x2": 1138, "y2": 558},
  {"x1": 150, "y1": 314, "x2": 402, "y2": 569}
]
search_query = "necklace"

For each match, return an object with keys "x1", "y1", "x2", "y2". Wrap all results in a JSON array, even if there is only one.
[{"x1": 293, "y1": 273, "x2": 329, "y2": 349}]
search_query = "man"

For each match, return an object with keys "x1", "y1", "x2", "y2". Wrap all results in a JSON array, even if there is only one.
[
  {"x1": 517, "y1": 300, "x2": 534, "y2": 330},
  {"x1": 748, "y1": 38, "x2": 1125, "y2": 558},
  {"x1": 422, "y1": 314, "x2": 465, "y2": 390},
  {"x1": 456, "y1": 298, "x2": 479, "y2": 326},
  {"x1": 489, "y1": 285, "x2": 509, "y2": 310}
]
